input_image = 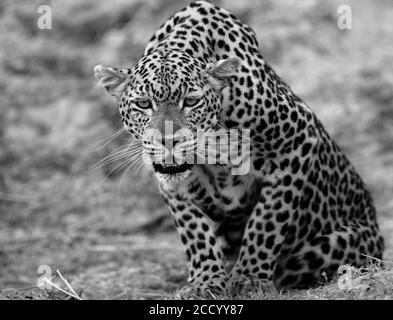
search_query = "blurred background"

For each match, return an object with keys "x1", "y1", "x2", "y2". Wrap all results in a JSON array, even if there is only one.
[{"x1": 0, "y1": 0, "x2": 392, "y2": 299}]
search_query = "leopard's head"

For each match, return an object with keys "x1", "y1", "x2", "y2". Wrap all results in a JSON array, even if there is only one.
[{"x1": 94, "y1": 49, "x2": 239, "y2": 184}]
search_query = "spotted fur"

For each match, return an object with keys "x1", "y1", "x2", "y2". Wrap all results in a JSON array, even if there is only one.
[{"x1": 95, "y1": 1, "x2": 384, "y2": 295}]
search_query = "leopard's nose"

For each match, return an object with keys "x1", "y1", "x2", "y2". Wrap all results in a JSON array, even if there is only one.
[{"x1": 160, "y1": 137, "x2": 180, "y2": 149}]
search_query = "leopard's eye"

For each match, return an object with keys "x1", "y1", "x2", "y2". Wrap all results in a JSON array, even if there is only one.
[
  {"x1": 183, "y1": 97, "x2": 200, "y2": 108},
  {"x1": 135, "y1": 100, "x2": 152, "y2": 109}
]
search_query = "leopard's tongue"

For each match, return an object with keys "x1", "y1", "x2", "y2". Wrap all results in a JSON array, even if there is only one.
[{"x1": 153, "y1": 163, "x2": 193, "y2": 174}]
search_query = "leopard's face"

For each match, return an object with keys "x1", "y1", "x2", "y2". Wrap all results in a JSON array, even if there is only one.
[{"x1": 95, "y1": 50, "x2": 239, "y2": 185}]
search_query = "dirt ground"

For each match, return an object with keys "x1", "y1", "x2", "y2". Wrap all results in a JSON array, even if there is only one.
[{"x1": 1, "y1": 0, "x2": 393, "y2": 299}]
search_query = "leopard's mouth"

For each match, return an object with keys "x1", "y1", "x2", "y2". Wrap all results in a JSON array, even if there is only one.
[{"x1": 153, "y1": 163, "x2": 194, "y2": 175}]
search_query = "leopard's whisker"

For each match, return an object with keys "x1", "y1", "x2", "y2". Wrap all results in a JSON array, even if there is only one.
[
  {"x1": 95, "y1": 127, "x2": 127, "y2": 151},
  {"x1": 90, "y1": 141, "x2": 143, "y2": 171},
  {"x1": 92, "y1": 145, "x2": 143, "y2": 187}
]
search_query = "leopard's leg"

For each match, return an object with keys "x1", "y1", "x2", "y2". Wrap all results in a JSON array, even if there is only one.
[
  {"x1": 163, "y1": 192, "x2": 229, "y2": 297},
  {"x1": 228, "y1": 177, "x2": 297, "y2": 290},
  {"x1": 273, "y1": 222, "x2": 385, "y2": 289}
]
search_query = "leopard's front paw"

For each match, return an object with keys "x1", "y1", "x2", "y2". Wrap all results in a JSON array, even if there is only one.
[
  {"x1": 229, "y1": 274, "x2": 275, "y2": 297},
  {"x1": 175, "y1": 277, "x2": 229, "y2": 299}
]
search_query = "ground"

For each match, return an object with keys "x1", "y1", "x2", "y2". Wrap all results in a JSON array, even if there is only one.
[{"x1": 0, "y1": 0, "x2": 393, "y2": 300}]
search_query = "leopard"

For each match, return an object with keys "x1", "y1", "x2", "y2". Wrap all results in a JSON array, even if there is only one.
[{"x1": 94, "y1": 0, "x2": 385, "y2": 296}]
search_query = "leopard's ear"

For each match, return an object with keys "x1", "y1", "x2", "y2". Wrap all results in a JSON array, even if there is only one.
[
  {"x1": 205, "y1": 57, "x2": 240, "y2": 92},
  {"x1": 94, "y1": 64, "x2": 130, "y2": 99}
]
